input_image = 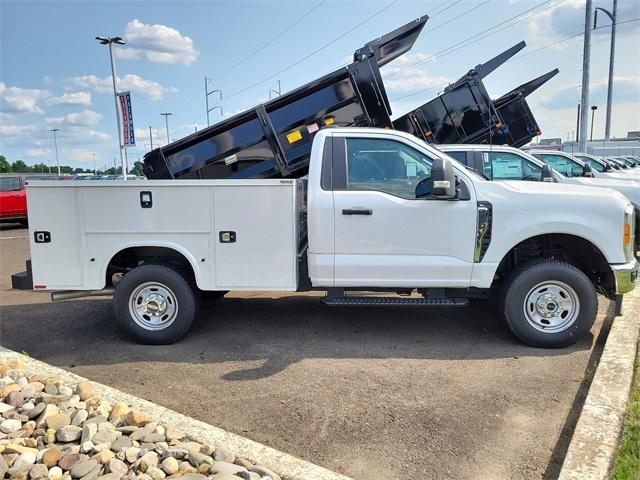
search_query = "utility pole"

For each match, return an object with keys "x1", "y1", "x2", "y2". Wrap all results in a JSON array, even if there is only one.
[
  {"x1": 50, "y1": 128, "x2": 61, "y2": 175},
  {"x1": 148, "y1": 126, "x2": 154, "y2": 150},
  {"x1": 205, "y1": 77, "x2": 222, "y2": 126},
  {"x1": 95, "y1": 35, "x2": 127, "y2": 180},
  {"x1": 590, "y1": 105, "x2": 598, "y2": 141},
  {"x1": 595, "y1": 0, "x2": 617, "y2": 141},
  {"x1": 575, "y1": 104, "x2": 581, "y2": 142},
  {"x1": 579, "y1": 0, "x2": 593, "y2": 152},
  {"x1": 160, "y1": 113, "x2": 172, "y2": 145},
  {"x1": 269, "y1": 80, "x2": 282, "y2": 99}
]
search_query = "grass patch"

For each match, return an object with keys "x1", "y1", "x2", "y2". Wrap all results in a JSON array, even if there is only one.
[{"x1": 611, "y1": 350, "x2": 640, "y2": 480}]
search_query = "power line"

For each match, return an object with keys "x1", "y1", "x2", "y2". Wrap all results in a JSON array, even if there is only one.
[
  {"x1": 209, "y1": 0, "x2": 328, "y2": 82},
  {"x1": 390, "y1": 16, "x2": 640, "y2": 105},
  {"x1": 429, "y1": 0, "x2": 466, "y2": 18},
  {"x1": 384, "y1": 0, "x2": 565, "y2": 79},
  {"x1": 513, "y1": 16, "x2": 640, "y2": 60},
  {"x1": 428, "y1": 0, "x2": 492, "y2": 34},
  {"x1": 222, "y1": 0, "x2": 402, "y2": 101}
]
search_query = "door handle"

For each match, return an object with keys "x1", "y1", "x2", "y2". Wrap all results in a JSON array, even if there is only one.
[{"x1": 342, "y1": 208, "x2": 373, "y2": 215}]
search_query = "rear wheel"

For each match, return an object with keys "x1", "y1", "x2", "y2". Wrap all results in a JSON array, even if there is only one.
[
  {"x1": 502, "y1": 259, "x2": 597, "y2": 348},
  {"x1": 113, "y1": 264, "x2": 197, "y2": 344}
]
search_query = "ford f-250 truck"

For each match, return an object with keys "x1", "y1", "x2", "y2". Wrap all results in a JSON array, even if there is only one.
[{"x1": 15, "y1": 128, "x2": 638, "y2": 347}]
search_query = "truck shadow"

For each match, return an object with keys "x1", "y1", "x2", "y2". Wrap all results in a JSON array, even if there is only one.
[{"x1": 0, "y1": 293, "x2": 602, "y2": 381}]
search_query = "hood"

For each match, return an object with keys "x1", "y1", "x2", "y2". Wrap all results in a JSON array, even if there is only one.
[
  {"x1": 573, "y1": 177, "x2": 640, "y2": 206},
  {"x1": 475, "y1": 178, "x2": 631, "y2": 209}
]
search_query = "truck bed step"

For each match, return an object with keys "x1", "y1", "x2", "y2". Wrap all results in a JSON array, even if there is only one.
[{"x1": 321, "y1": 296, "x2": 468, "y2": 307}]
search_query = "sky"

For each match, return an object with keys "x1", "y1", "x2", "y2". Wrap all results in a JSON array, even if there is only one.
[{"x1": 1, "y1": 0, "x2": 639, "y2": 170}]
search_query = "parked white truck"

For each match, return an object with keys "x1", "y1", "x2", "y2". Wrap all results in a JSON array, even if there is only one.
[{"x1": 16, "y1": 128, "x2": 638, "y2": 347}]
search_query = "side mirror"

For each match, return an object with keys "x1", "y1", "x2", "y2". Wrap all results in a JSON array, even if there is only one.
[
  {"x1": 582, "y1": 163, "x2": 594, "y2": 177},
  {"x1": 541, "y1": 164, "x2": 554, "y2": 182},
  {"x1": 431, "y1": 157, "x2": 457, "y2": 199}
]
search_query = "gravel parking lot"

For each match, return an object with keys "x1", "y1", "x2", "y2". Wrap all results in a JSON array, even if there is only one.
[{"x1": 0, "y1": 224, "x2": 612, "y2": 480}]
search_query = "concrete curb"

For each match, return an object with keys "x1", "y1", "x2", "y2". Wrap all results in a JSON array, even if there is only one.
[
  {"x1": 557, "y1": 288, "x2": 640, "y2": 480},
  {"x1": 0, "y1": 346, "x2": 352, "y2": 480}
]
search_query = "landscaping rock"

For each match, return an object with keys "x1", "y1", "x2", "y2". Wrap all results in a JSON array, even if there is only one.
[{"x1": 75, "y1": 382, "x2": 97, "y2": 402}]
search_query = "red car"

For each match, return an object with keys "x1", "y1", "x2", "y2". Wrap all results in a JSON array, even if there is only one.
[{"x1": 0, "y1": 175, "x2": 28, "y2": 226}]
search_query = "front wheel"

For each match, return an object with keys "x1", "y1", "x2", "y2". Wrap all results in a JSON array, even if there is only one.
[
  {"x1": 502, "y1": 260, "x2": 597, "y2": 348},
  {"x1": 113, "y1": 264, "x2": 197, "y2": 344}
]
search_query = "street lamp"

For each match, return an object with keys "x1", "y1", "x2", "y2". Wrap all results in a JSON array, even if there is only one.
[
  {"x1": 95, "y1": 35, "x2": 127, "y2": 180},
  {"x1": 594, "y1": 0, "x2": 617, "y2": 141},
  {"x1": 590, "y1": 105, "x2": 598, "y2": 141},
  {"x1": 160, "y1": 113, "x2": 172, "y2": 145},
  {"x1": 50, "y1": 128, "x2": 61, "y2": 175},
  {"x1": 92, "y1": 152, "x2": 96, "y2": 175}
]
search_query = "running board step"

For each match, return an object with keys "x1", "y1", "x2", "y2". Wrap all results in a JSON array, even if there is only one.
[{"x1": 321, "y1": 296, "x2": 469, "y2": 307}]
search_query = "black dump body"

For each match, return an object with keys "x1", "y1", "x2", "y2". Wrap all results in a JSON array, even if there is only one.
[
  {"x1": 392, "y1": 42, "x2": 558, "y2": 148},
  {"x1": 143, "y1": 16, "x2": 428, "y2": 180}
]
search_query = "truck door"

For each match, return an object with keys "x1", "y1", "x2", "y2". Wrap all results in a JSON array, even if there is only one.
[{"x1": 330, "y1": 134, "x2": 477, "y2": 287}]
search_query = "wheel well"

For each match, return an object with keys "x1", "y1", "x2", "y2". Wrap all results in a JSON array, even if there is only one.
[
  {"x1": 106, "y1": 246, "x2": 196, "y2": 287},
  {"x1": 494, "y1": 234, "x2": 616, "y2": 298}
]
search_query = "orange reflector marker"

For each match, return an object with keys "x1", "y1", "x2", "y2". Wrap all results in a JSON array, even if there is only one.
[
  {"x1": 425, "y1": 130, "x2": 433, "y2": 136},
  {"x1": 324, "y1": 116, "x2": 335, "y2": 126},
  {"x1": 624, "y1": 223, "x2": 631, "y2": 246},
  {"x1": 495, "y1": 122, "x2": 502, "y2": 128},
  {"x1": 286, "y1": 130, "x2": 302, "y2": 144},
  {"x1": 34, "y1": 285, "x2": 47, "y2": 289},
  {"x1": 536, "y1": 130, "x2": 542, "y2": 136}
]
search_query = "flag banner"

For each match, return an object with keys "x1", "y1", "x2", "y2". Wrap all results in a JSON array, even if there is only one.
[{"x1": 117, "y1": 91, "x2": 136, "y2": 147}]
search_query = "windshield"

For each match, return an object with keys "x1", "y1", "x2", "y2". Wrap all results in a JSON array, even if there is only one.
[{"x1": 536, "y1": 153, "x2": 584, "y2": 177}]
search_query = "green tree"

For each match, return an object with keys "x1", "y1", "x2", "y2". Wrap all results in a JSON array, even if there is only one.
[
  {"x1": 11, "y1": 160, "x2": 31, "y2": 173},
  {"x1": 0, "y1": 155, "x2": 11, "y2": 173},
  {"x1": 32, "y1": 163, "x2": 50, "y2": 173},
  {"x1": 130, "y1": 161, "x2": 143, "y2": 176}
]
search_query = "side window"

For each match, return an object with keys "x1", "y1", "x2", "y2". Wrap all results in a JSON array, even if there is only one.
[
  {"x1": 486, "y1": 152, "x2": 541, "y2": 181},
  {"x1": 445, "y1": 151, "x2": 468, "y2": 165},
  {"x1": 0, "y1": 177, "x2": 21, "y2": 192},
  {"x1": 587, "y1": 159, "x2": 604, "y2": 172},
  {"x1": 540, "y1": 154, "x2": 583, "y2": 177},
  {"x1": 345, "y1": 138, "x2": 433, "y2": 200}
]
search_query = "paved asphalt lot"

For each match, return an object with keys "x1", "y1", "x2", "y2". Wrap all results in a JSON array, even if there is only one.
[{"x1": 0, "y1": 223, "x2": 613, "y2": 480}]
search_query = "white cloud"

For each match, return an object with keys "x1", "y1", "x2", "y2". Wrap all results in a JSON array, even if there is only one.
[
  {"x1": 528, "y1": 0, "x2": 640, "y2": 43},
  {"x1": 539, "y1": 76, "x2": 640, "y2": 109},
  {"x1": 66, "y1": 109, "x2": 102, "y2": 126},
  {"x1": 116, "y1": 19, "x2": 199, "y2": 65},
  {"x1": 381, "y1": 53, "x2": 450, "y2": 93},
  {"x1": 0, "y1": 124, "x2": 37, "y2": 137},
  {"x1": 47, "y1": 91, "x2": 92, "y2": 106},
  {"x1": 45, "y1": 109, "x2": 102, "y2": 126},
  {"x1": 26, "y1": 148, "x2": 50, "y2": 157},
  {"x1": 71, "y1": 74, "x2": 173, "y2": 101},
  {"x1": 66, "y1": 148, "x2": 97, "y2": 163},
  {"x1": 0, "y1": 82, "x2": 50, "y2": 114}
]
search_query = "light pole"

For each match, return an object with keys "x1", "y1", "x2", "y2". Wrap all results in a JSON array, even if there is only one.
[
  {"x1": 269, "y1": 80, "x2": 282, "y2": 99},
  {"x1": 50, "y1": 128, "x2": 61, "y2": 175},
  {"x1": 590, "y1": 105, "x2": 598, "y2": 141},
  {"x1": 594, "y1": 0, "x2": 617, "y2": 141},
  {"x1": 579, "y1": 0, "x2": 593, "y2": 151},
  {"x1": 160, "y1": 113, "x2": 172, "y2": 145},
  {"x1": 95, "y1": 35, "x2": 127, "y2": 180},
  {"x1": 92, "y1": 152, "x2": 96, "y2": 175}
]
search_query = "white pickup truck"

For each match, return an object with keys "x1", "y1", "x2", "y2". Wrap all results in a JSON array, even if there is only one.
[{"x1": 16, "y1": 128, "x2": 638, "y2": 348}]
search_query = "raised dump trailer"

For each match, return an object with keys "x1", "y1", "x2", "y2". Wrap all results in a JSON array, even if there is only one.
[
  {"x1": 392, "y1": 42, "x2": 558, "y2": 147},
  {"x1": 143, "y1": 15, "x2": 428, "y2": 180}
]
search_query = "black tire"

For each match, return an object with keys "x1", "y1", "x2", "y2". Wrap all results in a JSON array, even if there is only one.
[
  {"x1": 113, "y1": 264, "x2": 197, "y2": 344},
  {"x1": 502, "y1": 259, "x2": 597, "y2": 348}
]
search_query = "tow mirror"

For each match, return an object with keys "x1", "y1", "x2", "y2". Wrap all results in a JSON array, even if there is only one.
[
  {"x1": 541, "y1": 164, "x2": 554, "y2": 182},
  {"x1": 430, "y1": 157, "x2": 457, "y2": 199},
  {"x1": 582, "y1": 163, "x2": 594, "y2": 177}
]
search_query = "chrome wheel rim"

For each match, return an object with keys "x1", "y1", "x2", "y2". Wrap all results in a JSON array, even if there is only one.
[
  {"x1": 523, "y1": 280, "x2": 580, "y2": 333},
  {"x1": 129, "y1": 282, "x2": 178, "y2": 331}
]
